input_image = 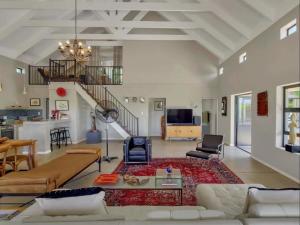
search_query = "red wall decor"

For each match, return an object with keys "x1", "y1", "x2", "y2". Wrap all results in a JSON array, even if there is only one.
[
  {"x1": 56, "y1": 87, "x2": 67, "y2": 97},
  {"x1": 257, "y1": 91, "x2": 268, "y2": 116}
]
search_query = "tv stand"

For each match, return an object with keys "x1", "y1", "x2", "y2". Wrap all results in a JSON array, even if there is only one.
[{"x1": 165, "y1": 125, "x2": 201, "y2": 140}]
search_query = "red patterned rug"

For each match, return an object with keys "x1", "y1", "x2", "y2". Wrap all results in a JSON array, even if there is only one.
[{"x1": 105, "y1": 158, "x2": 243, "y2": 206}]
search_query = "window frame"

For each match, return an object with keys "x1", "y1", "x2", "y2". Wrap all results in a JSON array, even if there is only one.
[
  {"x1": 287, "y1": 24, "x2": 297, "y2": 36},
  {"x1": 282, "y1": 83, "x2": 300, "y2": 146}
]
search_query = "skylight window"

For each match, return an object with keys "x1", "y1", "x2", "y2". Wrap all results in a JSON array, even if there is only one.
[
  {"x1": 239, "y1": 52, "x2": 247, "y2": 64},
  {"x1": 280, "y1": 19, "x2": 297, "y2": 40},
  {"x1": 219, "y1": 67, "x2": 224, "y2": 75}
]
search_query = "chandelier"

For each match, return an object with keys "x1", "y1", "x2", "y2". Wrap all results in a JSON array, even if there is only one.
[{"x1": 58, "y1": 0, "x2": 92, "y2": 62}]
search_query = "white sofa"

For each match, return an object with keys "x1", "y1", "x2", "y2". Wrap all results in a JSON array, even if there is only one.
[
  {"x1": 6, "y1": 184, "x2": 300, "y2": 225},
  {"x1": 196, "y1": 184, "x2": 300, "y2": 225}
]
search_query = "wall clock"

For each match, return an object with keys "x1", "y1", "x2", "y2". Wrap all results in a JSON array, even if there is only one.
[{"x1": 56, "y1": 87, "x2": 67, "y2": 97}]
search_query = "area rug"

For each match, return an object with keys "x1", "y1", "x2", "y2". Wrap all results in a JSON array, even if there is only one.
[{"x1": 105, "y1": 158, "x2": 243, "y2": 206}]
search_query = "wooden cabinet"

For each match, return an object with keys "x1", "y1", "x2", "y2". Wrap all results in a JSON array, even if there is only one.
[{"x1": 165, "y1": 126, "x2": 201, "y2": 140}]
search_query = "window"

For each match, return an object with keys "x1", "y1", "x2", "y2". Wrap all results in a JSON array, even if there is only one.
[
  {"x1": 239, "y1": 52, "x2": 247, "y2": 64},
  {"x1": 280, "y1": 19, "x2": 297, "y2": 40},
  {"x1": 282, "y1": 84, "x2": 300, "y2": 146},
  {"x1": 16, "y1": 67, "x2": 25, "y2": 75},
  {"x1": 219, "y1": 67, "x2": 224, "y2": 75}
]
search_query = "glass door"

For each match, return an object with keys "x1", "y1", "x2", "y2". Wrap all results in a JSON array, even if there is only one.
[{"x1": 235, "y1": 93, "x2": 252, "y2": 152}]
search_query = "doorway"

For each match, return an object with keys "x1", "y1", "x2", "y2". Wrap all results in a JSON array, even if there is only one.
[
  {"x1": 235, "y1": 93, "x2": 252, "y2": 152},
  {"x1": 202, "y1": 99, "x2": 218, "y2": 136},
  {"x1": 148, "y1": 98, "x2": 166, "y2": 137}
]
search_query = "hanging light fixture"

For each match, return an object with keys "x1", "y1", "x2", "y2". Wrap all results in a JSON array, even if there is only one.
[{"x1": 58, "y1": 0, "x2": 92, "y2": 62}]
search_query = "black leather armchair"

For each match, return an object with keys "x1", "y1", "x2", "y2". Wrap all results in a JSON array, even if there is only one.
[
  {"x1": 123, "y1": 136, "x2": 152, "y2": 164},
  {"x1": 186, "y1": 135, "x2": 224, "y2": 160}
]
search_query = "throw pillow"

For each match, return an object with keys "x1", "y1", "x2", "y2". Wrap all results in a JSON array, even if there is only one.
[{"x1": 35, "y1": 187, "x2": 108, "y2": 216}]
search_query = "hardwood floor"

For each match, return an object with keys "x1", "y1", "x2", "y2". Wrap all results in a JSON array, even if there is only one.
[{"x1": 36, "y1": 137, "x2": 299, "y2": 189}]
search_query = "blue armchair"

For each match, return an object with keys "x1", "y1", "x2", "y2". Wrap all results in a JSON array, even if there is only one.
[{"x1": 123, "y1": 136, "x2": 152, "y2": 164}]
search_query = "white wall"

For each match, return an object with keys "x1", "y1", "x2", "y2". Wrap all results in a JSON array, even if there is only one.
[
  {"x1": 107, "y1": 40, "x2": 219, "y2": 137},
  {"x1": 0, "y1": 55, "x2": 48, "y2": 117},
  {"x1": 48, "y1": 82, "x2": 90, "y2": 144},
  {"x1": 218, "y1": 7, "x2": 300, "y2": 182}
]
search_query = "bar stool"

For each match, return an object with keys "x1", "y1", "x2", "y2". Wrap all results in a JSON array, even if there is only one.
[
  {"x1": 50, "y1": 128, "x2": 60, "y2": 151},
  {"x1": 5, "y1": 139, "x2": 36, "y2": 171},
  {"x1": 0, "y1": 143, "x2": 10, "y2": 176},
  {"x1": 58, "y1": 127, "x2": 72, "y2": 146}
]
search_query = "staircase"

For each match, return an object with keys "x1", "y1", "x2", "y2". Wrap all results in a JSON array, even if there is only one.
[{"x1": 28, "y1": 59, "x2": 139, "y2": 137}]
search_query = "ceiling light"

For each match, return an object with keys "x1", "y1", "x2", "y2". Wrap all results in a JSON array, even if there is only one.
[{"x1": 58, "y1": 0, "x2": 92, "y2": 62}]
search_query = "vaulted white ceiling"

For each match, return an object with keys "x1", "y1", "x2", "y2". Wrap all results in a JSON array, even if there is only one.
[{"x1": 0, "y1": 0, "x2": 298, "y2": 65}]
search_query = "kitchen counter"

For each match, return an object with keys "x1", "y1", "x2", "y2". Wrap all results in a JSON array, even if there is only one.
[{"x1": 17, "y1": 119, "x2": 71, "y2": 154}]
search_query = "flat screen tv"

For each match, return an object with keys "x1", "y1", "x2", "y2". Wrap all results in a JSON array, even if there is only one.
[{"x1": 167, "y1": 109, "x2": 193, "y2": 124}]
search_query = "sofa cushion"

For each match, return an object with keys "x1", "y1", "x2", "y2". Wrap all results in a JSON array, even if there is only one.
[
  {"x1": 196, "y1": 184, "x2": 264, "y2": 218},
  {"x1": 242, "y1": 218, "x2": 300, "y2": 225},
  {"x1": 147, "y1": 210, "x2": 171, "y2": 220},
  {"x1": 125, "y1": 220, "x2": 243, "y2": 225},
  {"x1": 22, "y1": 214, "x2": 124, "y2": 223},
  {"x1": 35, "y1": 187, "x2": 108, "y2": 216},
  {"x1": 244, "y1": 187, "x2": 300, "y2": 214},
  {"x1": 248, "y1": 203, "x2": 300, "y2": 218},
  {"x1": 171, "y1": 209, "x2": 200, "y2": 220},
  {"x1": 199, "y1": 210, "x2": 226, "y2": 219}
]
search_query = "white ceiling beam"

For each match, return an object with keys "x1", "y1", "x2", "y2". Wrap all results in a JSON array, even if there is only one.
[
  {"x1": 0, "y1": 10, "x2": 34, "y2": 40},
  {"x1": 15, "y1": 10, "x2": 76, "y2": 59},
  {"x1": 14, "y1": 29, "x2": 51, "y2": 58},
  {"x1": 241, "y1": 0, "x2": 275, "y2": 21},
  {"x1": 183, "y1": 13, "x2": 236, "y2": 50},
  {"x1": 185, "y1": 29, "x2": 226, "y2": 60},
  {"x1": 47, "y1": 34, "x2": 194, "y2": 41},
  {"x1": 24, "y1": 20, "x2": 201, "y2": 29},
  {"x1": 86, "y1": 41, "x2": 124, "y2": 47},
  {"x1": 94, "y1": 11, "x2": 117, "y2": 35},
  {"x1": 32, "y1": 42, "x2": 58, "y2": 65},
  {"x1": 201, "y1": 1, "x2": 252, "y2": 39},
  {"x1": 0, "y1": 1, "x2": 209, "y2": 12},
  {"x1": 160, "y1": 11, "x2": 225, "y2": 60},
  {"x1": 122, "y1": 11, "x2": 149, "y2": 35}
]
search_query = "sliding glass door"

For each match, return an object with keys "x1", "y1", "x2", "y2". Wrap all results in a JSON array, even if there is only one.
[{"x1": 235, "y1": 94, "x2": 252, "y2": 152}]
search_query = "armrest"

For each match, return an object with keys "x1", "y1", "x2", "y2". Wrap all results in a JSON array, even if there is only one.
[
  {"x1": 217, "y1": 143, "x2": 224, "y2": 152},
  {"x1": 197, "y1": 140, "x2": 203, "y2": 147}
]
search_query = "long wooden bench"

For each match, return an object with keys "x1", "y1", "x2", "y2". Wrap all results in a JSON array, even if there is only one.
[{"x1": 0, "y1": 148, "x2": 101, "y2": 194}]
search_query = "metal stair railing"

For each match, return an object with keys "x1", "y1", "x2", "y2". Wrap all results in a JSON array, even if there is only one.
[{"x1": 79, "y1": 73, "x2": 139, "y2": 136}]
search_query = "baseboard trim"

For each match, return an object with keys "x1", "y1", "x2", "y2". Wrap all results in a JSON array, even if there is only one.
[{"x1": 251, "y1": 155, "x2": 300, "y2": 184}]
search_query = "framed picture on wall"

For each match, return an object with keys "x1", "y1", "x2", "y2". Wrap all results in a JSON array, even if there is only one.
[
  {"x1": 154, "y1": 100, "x2": 164, "y2": 111},
  {"x1": 257, "y1": 91, "x2": 268, "y2": 116},
  {"x1": 55, "y1": 100, "x2": 69, "y2": 111},
  {"x1": 30, "y1": 98, "x2": 41, "y2": 106},
  {"x1": 221, "y1": 97, "x2": 227, "y2": 116}
]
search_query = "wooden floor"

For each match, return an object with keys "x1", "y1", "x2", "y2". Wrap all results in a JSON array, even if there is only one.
[{"x1": 36, "y1": 137, "x2": 299, "y2": 189}]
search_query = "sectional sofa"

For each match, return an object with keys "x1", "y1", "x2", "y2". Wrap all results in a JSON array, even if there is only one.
[{"x1": 7, "y1": 184, "x2": 299, "y2": 225}]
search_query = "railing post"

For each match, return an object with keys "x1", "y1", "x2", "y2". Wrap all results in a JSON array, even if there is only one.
[
  {"x1": 28, "y1": 65, "x2": 31, "y2": 85},
  {"x1": 137, "y1": 118, "x2": 139, "y2": 136},
  {"x1": 104, "y1": 86, "x2": 108, "y2": 102}
]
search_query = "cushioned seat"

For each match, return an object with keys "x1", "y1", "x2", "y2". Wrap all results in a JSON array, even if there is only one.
[
  {"x1": 195, "y1": 147, "x2": 219, "y2": 153},
  {"x1": 0, "y1": 148, "x2": 101, "y2": 194},
  {"x1": 129, "y1": 147, "x2": 147, "y2": 156},
  {"x1": 186, "y1": 151, "x2": 210, "y2": 160},
  {"x1": 124, "y1": 137, "x2": 152, "y2": 164},
  {"x1": 195, "y1": 184, "x2": 264, "y2": 218}
]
